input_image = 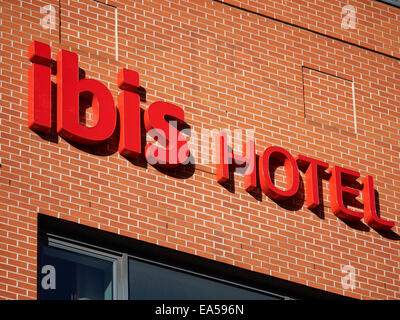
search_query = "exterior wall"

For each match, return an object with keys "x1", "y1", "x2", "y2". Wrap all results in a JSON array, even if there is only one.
[{"x1": 0, "y1": 0, "x2": 400, "y2": 299}]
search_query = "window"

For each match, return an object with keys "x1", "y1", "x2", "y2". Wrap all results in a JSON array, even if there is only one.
[
  {"x1": 38, "y1": 236, "x2": 282, "y2": 300},
  {"x1": 128, "y1": 258, "x2": 279, "y2": 300},
  {"x1": 37, "y1": 214, "x2": 350, "y2": 300},
  {"x1": 378, "y1": 0, "x2": 400, "y2": 7},
  {"x1": 38, "y1": 238, "x2": 119, "y2": 300}
]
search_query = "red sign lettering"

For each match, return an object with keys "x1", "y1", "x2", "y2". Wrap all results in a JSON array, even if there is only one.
[
  {"x1": 56, "y1": 49, "x2": 116, "y2": 144},
  {"x1": 362, "y1": 175, "x2": 395, "y2": 230},
  {"x1": 28, "y1": 41, "x2": 52, "y2": 132},
  {"x1": 296, "y1": 155, "x2": 329, "y2": 210},
  {"x1": 28, "y1": 41, "x2": 188, "y2": 167},
  {"x1": 144, "y1": 101, "x2": 189, "y2": 167},
  {"x1": 259, "y1": 146, "x2": 299, "y2": 201},
  {"x1": 117, "y1": 68, "x2": 141, "y2": 158},
  {"x1": 28, "y1": 41, "x2": 395, "y2": 231},
  {"x1": 329, "y1": 166, "x2": 363, "y2": 221},
  {"x1": 218, "y1": 138, "x2": 395, "y2": 231},
  {"x1": 216, "y1": 131, "x2": 256, "y2": 192}
]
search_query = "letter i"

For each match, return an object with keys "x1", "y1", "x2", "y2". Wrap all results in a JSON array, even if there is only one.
[
  {"x1": 28, "y1": 41, "x2": 52, "y2": 132},
  {"x1": 117, "y1": 69, "x2": 141, "y2": 158}
]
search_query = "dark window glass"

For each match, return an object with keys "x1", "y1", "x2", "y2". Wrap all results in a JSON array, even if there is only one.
[
  {"x1": 38, "y1": 244, "x2": 114, "y2": 300},
  {"x1": 379, "y1": 0, "x2": 400, "y2": 7},
  {"x1": 128, "y1": 258, "x2": 281, "y2": 300}
]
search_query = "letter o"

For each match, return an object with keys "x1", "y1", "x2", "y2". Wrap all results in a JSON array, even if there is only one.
[{"x1": 258, "y1": 146, "x2": 300, "y2": 200}]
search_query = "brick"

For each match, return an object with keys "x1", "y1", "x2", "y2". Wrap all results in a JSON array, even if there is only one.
[{"x1": 1, "y1": 0, "x2": 400, "y2": 300}]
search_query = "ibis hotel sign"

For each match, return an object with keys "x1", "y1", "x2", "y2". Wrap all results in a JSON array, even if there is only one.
[{"x1": 28, "y1": 41, "x2": 395, "y2": 231}]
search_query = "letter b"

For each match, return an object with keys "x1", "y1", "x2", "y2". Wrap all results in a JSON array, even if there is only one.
[{"x1": 56, "y1": 49, "x2": 116, "y2": 144}]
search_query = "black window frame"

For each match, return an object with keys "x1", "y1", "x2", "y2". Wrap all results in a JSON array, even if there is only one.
[
  {"x1": 37, "y1": 214, "x2": 352, "y2": 300},
  {"x1": 38, "y1": 235, "x2": 122, "y2": 300},
  {"x1": 376, "y1": 0, "x2": 400, "y2": 8}
]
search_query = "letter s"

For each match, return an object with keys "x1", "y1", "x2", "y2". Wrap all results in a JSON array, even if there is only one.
[{"x1": 144, "y1": 102, "x2": 189, "y2": 167}]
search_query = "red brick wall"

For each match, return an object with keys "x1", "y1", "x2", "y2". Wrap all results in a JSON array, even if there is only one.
[{"x1": 1, "y1": 0, "x2": 400, "y2": 299}]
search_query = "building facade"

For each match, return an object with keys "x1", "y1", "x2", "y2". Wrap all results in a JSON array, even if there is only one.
[{"x1": 1, "y1": 0, "x2": 400, "y2": 300}]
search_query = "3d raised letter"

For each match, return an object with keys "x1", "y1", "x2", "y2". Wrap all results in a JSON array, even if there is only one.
[
  {"x1": 56, "y1": 49, "x2": 116, "y2": 144},
  {"x1": 117, "y1": 69, "x2": 141, "y2": 158},
  {"x1": 28, "y1": 41, "x2": 52, "y2": 132},
  {"x1": 216, "y1": 131, "x2": 256, "y2": 192},
  {"x1": 362, "y1": 175, "x2": 395, "y2": 230},
  {"x1": 144, "y1": 101, "x2": 189, "y2": 167},
  {"x1": 329, "y1": 166, "x2": 363, "y2": 221},
  {"x1": 296, "y1": 155, "x2": 329, "y2": 210},
  {"x1": 259, "y1": 146, "x2": 299, "y2": 200}
]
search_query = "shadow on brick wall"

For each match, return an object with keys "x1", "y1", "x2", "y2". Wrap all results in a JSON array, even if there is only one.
[{"x1": 375, "y1": 190, "x2": 400, "y2": 240}]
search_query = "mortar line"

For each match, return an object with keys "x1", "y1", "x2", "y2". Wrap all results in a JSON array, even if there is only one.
[{"x1": 212, "y1": 0, "x2": 400, "y2": 62}]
